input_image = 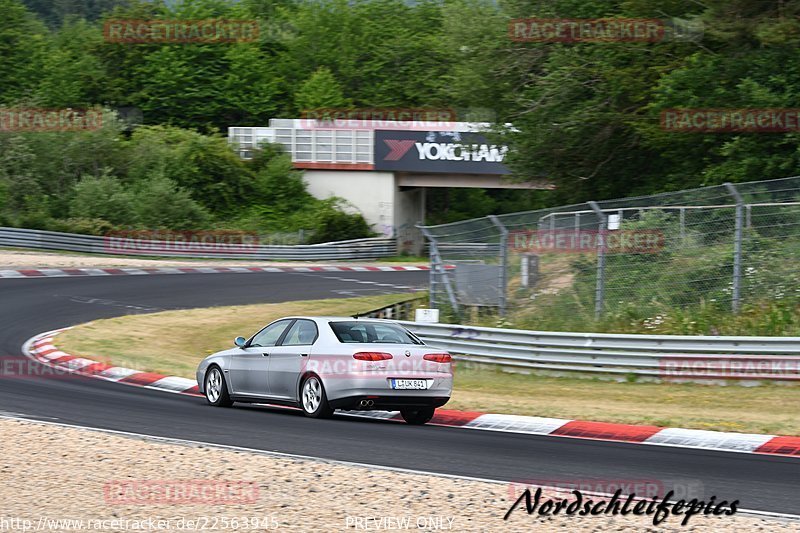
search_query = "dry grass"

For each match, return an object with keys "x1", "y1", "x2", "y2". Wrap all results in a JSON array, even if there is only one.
[
  {"x1": 57, "y1": 293, "x2": 418, "y2": 379},
  {"x1": 449, "y1": 366, "x2": 800, "y2": 435}
]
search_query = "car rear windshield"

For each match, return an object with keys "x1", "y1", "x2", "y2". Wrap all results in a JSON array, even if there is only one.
[{"x1": 329, "y1": 321, "x2": 424, "y2": 344}]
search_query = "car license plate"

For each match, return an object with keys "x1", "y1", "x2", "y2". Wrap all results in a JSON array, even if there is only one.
[{"x1": 391, "y1": 379, "x2": 429, "y2": 390}]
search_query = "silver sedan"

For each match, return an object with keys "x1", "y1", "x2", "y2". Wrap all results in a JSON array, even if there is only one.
[{"x1": 196, "y1": 317, "x2": 452, "y2": 424}]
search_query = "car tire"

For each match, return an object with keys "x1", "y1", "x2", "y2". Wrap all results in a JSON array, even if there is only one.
[
  {"x1": 205, "y1": 366, "x2": 233, "y2": 407},
  {"x1": 400, "y1": 407, "x2": 435, "y2": 425},
  {"x1": 300, "y1": 375, "x2": 334, "y2": 419}
]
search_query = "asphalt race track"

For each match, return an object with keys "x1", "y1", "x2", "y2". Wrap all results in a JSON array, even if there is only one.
[{"x1": 1, "y1": 271, "x2": 798, "y2": 515}]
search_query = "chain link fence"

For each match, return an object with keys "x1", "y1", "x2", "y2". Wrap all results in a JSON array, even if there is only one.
[{"x1": 420, "y1": 177, "x2": 800, "y2": 333}]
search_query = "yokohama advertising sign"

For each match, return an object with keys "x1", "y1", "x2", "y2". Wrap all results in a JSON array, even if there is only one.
[{"x1": 374, "y1": 130, "x2": 511, "y2": 174}]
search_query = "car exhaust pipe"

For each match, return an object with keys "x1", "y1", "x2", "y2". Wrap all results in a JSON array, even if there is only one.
[{"x1": 359, "y1": 399, "x2": 374, "y2": 408}]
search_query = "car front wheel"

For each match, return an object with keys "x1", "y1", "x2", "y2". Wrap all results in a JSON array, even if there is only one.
[
  {"x1": 400, "y1": 407, "x2": 435, "y2": 425},
  {"x1": 205, "y1": 366, "x2": 233, "y2": 407},
  {"x1": 300, "y1": 375, "x2": 333, "y2": 418}
]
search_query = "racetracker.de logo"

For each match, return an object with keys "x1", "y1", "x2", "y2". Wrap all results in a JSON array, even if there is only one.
[
  {"x1": 0, "y1": 359, "x2": 74, "y2": 380},
  {"x1": 103, "y1": 19, "x2": 259, "y2": 43},
  {"x1": 509, "y1": 229, "x2": 664, "y2": 254},
  {"x1": 301, "y1": 355, "x2": 451, "y2": 381},
  {"x1": 0, "y1": 108, "x2": 103, "y2": 132},
  {"x1": 661, "y1": 108, "x2": 800, "y2": 133},
  {"x1": 103, "y1": 480, "x2": 259, "y2": 505},
  {"x1": 299, "y1": 108, "x2": 457, "y2": 130},
  {"x1": 660, "y1": 358, "x2": 800, "y2": 380},
  {"x1": 103, "y1": 230, "x2": 261, "y2": 255},
  {"x1": 509, "y1": 18, "x2": 702, "y2": 43}
]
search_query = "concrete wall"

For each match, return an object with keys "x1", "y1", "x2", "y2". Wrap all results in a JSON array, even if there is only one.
[
  {"x1": 301, "y1": 169, "x2": 425, "y2": 255},
  {"x1": 395, "y1": 188, "x2": 425, "y2": 255},
  {"x1": 302, "y1": 169, "x2": 397, "y2": 238}
]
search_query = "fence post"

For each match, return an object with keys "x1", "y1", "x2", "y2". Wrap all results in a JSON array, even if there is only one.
[
  {"x1": 488, "y1": 215, "x2": 508, "y2": 316},
  {"x1": 418, "y1": 225, "x2": 459, "y2": 314},
  {"x1": 587, "y1": 201, "x2": 607, "y2": 320},
  {"x1": 724, "y1": 183, "x2": 744, "y2": 313},
  {"x1": 419, "y1": 225, "x2": 437, "y2": 309}
]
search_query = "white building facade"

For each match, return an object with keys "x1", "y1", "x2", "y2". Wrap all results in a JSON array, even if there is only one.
[{"x1": 229, "y1": 119, "x2": 550, "y2": 254}]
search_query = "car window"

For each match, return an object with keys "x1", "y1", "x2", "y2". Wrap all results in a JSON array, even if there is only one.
[
  {"x1": 329, "y1": 321, "x2": 423, "y2": 344},
  {"x1": 281, "y1": 319, "x2": 318, "y2": 346},
  {"x1": 249, "y1": 319, "x2": 292, "y2": 348}
]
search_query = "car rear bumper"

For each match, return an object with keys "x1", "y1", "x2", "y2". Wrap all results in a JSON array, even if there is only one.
[
  {"x1": 323, "y1": 374, "x2": 452, "y2": 410},
  {"x1": 329, "y1": 395, "x2": 450, "y2": 410}
]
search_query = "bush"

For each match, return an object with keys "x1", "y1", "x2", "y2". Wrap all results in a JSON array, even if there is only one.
[
  {"x1": 50, "y1": 218, "x2": 117, "y2": 236},
  {"x1": 310, "y1": 199, "x2": 374, "y2": 243},
  {"x1": 251, "y1": 155, "x2": 313, "y2": 211},
  {"x1": 130, "y1": 174, "x2": 210, "y2": 229},
  {"x1": 69, "y1": 173, "x2": 137, "y2": 225},
  {"x1": 126, "y1": 126, "x2": 252, "y2": 214}
]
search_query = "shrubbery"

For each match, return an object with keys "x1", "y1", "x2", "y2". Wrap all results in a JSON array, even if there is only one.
[{"x1": 0, "y1": 121, "x2": 374, "y2": 243}]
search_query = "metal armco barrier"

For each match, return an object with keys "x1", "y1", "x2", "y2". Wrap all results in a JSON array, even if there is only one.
[
  {"x1": 0, "y1": 227, "x2": 395, "y2": 260},
  {"x1": 398, "y1": 321, "x2": 800, "y2": 382},
  {"x1": 358, "y1": 295, "x2": 426, "y2": 320}
]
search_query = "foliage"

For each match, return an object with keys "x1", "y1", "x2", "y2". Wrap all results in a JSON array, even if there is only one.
[
  {"x1": 68, "y1": 171, "x2": 138, "y2": 225},
  {"x1": 294, "y1": 67, "x2": 350, "y2": 111},
  {"x1": 5, "y1": 0, "x2": 800, "y2": 243},
  {"x1": 309, "y1": 198, "x2": 374, "y2": 244},
  {"x1": 129, "y1": 173, "x2": 212, "y2": 229}
]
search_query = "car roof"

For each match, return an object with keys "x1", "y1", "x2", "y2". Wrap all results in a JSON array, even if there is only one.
[{"x1": 280, "y1": 316, "x2": 401, "y2": 324}]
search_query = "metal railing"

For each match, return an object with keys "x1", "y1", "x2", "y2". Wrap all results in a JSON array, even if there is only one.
[
  {"x1": 399, "y1": 321, "x2": 800, "y2": 382},
  {"x1": 357, "y1": 295, "x2": 427, "y2": 320},
  {"x1": 0, "y1": 227, "x2": 396, "y2": 261}
]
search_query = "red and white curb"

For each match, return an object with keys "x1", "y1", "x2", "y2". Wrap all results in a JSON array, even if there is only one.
[
  {"x1": 1, "y1": 264, "x2": 437, "y2": 279},
  {"x1": 23, "y1": 329, "x2": 800, "y2": 458},
  {"x1": 24, "y1": 328, "x2": 200, "y2": 396}
]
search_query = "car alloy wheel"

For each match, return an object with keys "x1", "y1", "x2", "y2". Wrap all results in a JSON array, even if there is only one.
[
  {"x1": 300, "y1": 375, "x2": 333, "y2": 418},
  {"x1": 205, "y1": 366, "x2": 233, "y2": 407},
  {"x1": 206, "y1": 368, "x2": 222, "y2": 402}
]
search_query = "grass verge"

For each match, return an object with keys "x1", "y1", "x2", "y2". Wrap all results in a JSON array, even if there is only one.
[
  {"x1": 449, "y1": 366, "x2": 800, "y2": 436},
  {"x1": 57, "y1": 296, "x2": 800, "y2": 435},
  {"x1": 57, "y1": 293, "x2": 419, "y2": 379}
]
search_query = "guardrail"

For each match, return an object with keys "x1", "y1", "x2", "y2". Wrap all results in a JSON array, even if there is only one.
[
  {"x1": 357, "y1": 295, "x2": 426, "y2": 320},
  {"x1": 397, "y1": 321, "x2": 800, "y2": 382},
  {"x1": 0, "y1": 227, "x2": 395, "y2": 260}
]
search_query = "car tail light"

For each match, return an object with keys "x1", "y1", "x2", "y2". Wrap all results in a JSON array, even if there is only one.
[
  {"x1": 423, "y1": 353, "x2": 452, "y2": 363},
  {"x1": 353, "y1": 352, "x2": 393, "y2": 361}
]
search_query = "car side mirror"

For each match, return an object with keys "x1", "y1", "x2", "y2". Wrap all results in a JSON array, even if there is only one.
[{"x1": 234, "y1": 336, "x2": 247, "y2": 348}]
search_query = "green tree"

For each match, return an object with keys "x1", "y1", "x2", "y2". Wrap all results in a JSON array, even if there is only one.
[
  {"x1": 35, "y1": 18, "x2": 108, "y2": 107},
  {"x1": 0, "y1": 0, "x2": 49, "y2": 104},
  {"x1": 294, "y1": 67, "x2": 350, "y2": 111},
  {"x1": 251, "y1": 152, "x2": 313, "y2": 210},
  {"x1": 126, "y1": 126, "x2": 252, "y2": 214},
  {"x1": 0, "y1": 136, "x2": 40, "y2": 217}
]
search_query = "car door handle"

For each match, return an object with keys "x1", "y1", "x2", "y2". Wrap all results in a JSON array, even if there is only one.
[
  {"x1": 262, "y1": 353, "x2": 269, "y2": 357},
  {"x1": 300, "y1": 353, "x2": 308, "y2": 357}
]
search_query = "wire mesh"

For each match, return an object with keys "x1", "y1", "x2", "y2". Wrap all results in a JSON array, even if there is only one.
[{"x1": 419, "y1": 177, "x2": 800, "y2": 331}]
